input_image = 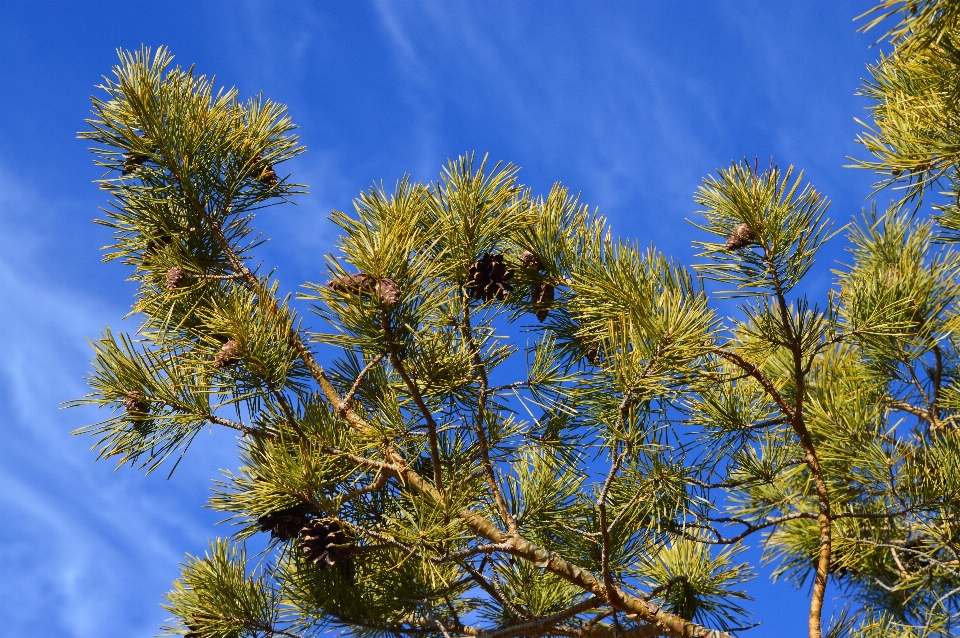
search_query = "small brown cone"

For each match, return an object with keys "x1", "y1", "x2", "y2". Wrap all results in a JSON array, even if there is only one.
[
  {"x1": 259, "y1": 167, "x2": 278, "y2": 186},
  {"x1": 166, "y1": 266, "x2": 185, "y2": 290},
  {"x1": 329, "y1": 273, "x2": 376, "y2": 294},
  {"x1": 520, "y1": 250, "x2": 552, "y2": 320},
  {"x1": 519, "y1": 250, "x2": 544, "y2": 271},
  {"x1": 725, "y1": 223, "x2": 756, "y2": 251},
  {"x1": 123, "y1": 390, "x2": 149, "y2": 422},
  {"x1": 531, "y1": 282, "x2": 554, "y2": 322},
  {"x1": 328, "y1": 273, "x2": 399, "y2": 306},
  {"x1": 122, "y1": 134, "x2": 151, "y2": 175},
  {"x1": 257, "y1": 504, "x2": 312, "y2": 542},
  {"x1": 377, "y1": 278, "x2": 400, "y2": 306},
  {"x1": 213, "y1": 340, "x2": 240, "y2": 369},
  {"x1": 585, "y1": 344, "x2": 601, "y2": 366},
  {"x1": 252, "y1": 154, "x2": 279, "y2": 186},
  {"x1": 299, "y1": 518, "x2": 353, "y2": 568},
  {"x1": 468, "y1": 254, "x2": 513, "y2": 302},
  {"x1": 145, "y1": 228, "x2": 171, "y2": 256}
]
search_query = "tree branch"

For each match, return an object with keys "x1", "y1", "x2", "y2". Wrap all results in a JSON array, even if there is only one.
[
  {"x1": 477, "y1": 597, "x2": 602, "y2": 638},
  {"x1": 767, "y1": 243, "x2": 830, "y2": 638},
  {"x1": 381, "y1": 311, "x2": 446, "y2": 496},
  {"x1": 339, "y1": 353, "x2": 385, "y2": 414},
  {"x1": 714, "y1": 348, "x2": 795, "y2": 420}
]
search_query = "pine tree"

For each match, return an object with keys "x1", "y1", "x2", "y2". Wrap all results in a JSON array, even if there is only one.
[{"x1": 71, "y1": 4, "x2": 960, "y2": 637}]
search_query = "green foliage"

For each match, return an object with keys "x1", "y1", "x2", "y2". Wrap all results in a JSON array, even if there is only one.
[{"x1": 72, "y1": 9, "x2": 960, "y2": 636}]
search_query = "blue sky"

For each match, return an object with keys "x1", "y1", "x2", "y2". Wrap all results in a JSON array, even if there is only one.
[{"x1": 0, "y1": 1, "x2": 888, "y2": 636}]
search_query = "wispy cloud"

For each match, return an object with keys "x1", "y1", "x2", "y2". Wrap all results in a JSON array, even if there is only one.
[{"x1": 0, "y1": 169, "x2": 237, "y2": 638}]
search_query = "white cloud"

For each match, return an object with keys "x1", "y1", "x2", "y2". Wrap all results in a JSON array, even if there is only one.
[{"x1": 0, "y1": 169, "x2": 238, "y2": 638}]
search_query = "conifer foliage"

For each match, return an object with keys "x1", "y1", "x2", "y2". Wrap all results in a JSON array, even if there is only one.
[{"x1": 72, "y1": 4, "x2": 960, "y2": 637}]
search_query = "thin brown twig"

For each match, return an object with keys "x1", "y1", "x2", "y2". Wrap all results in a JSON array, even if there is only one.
[
  {"x1": 206, "y1": 413, "x2": 272, "y2": 438},
  {"x1": 339, "y1": 471, "x2": 390, "y2": 505},
  {"x1": 380, "y1": 311, "x2": 446, "y2": 496},
  {"x1": 461, "y1": 301, "x2": 517, "y2": 534},
  {"x1": 340, "y1": 353, "x2": 385, "y2": 413},
  {"x1": 477, "y1": 597, "x2": 602, "y2": 638}
]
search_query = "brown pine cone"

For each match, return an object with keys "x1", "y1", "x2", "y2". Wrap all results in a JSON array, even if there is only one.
[
  {"x1": 299, "y1": 518, "x2": 354, "y2": 568},
  {"x1": 123, "y1": 390, "x2": 149, "y2": 421},
  {"x1": 123, "y1": 390, "x2": 150, "y2": 429},
  {"x1": 519, "y1": 250, "x2": 544, "y2": 271},
  {"x1": 725, "y1": 223, "x2": 757, "y2": 251},
  {"x1": 145, "y1": 228, "x2": 171, "y2": 256},
  {"x1": 585, "y1": 344, "x2": 601, "y2": 366},
  {"x1": 259, "y1": 167, "x2": 278, "y2": 186},
  {"x1": 531, "y1": 283, "x2": 554, "y2": 322},
  {"x1": 329, "y1": 273, "x2": 376, "y2": 293},
  {"x1": 122, "y1": 134, "x2": 151, "y2": 175},
  {"x1": 328, "y1": 273, "x2": 400, "y2": 306},
  {"x1": 520, "y1": 250, "x2": 552, "y2": 320},
  {"x1": 377, "y1": 278, "x2": 400, "y2": 306},
  {"x1": 252, "y1": 154, "x2": 279, "y2": 186},
  {"x1": 468, "y1": 254, "x2": 513, "y2": 302},
  {"x1": 166, "y1": 266, "x2": 185, "y2": 290},
  {"x1": 213, "y1": 340, "x2": 240, "y2": 369},
  {"x1": 257, "y1": 504, "x2": 313, "y2": 542}
]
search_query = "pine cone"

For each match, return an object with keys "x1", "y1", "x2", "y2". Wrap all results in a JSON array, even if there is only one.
[
  {"x1": 377, "y1": 278, "x2": 400, "y2": 306},
  {"x1": 213, "y1": 340, "x2": 240, "y2": 369},
  {"x1": 520, "y1": 250, "x2": 552, "y2": 320},
  {"x1": 253, "y1": 154, "x2": 279, "y2": 186},
  {"x1": 585, "y1": 344, "x2": 601, "y2": 366},
  {"x1": 725, "y1": 223, "x2": 757, "y2": 251},
  {"x1": 123, "y1": 390, "x2": 149, "y2": 421},
  {"x1": 257, "y1": 504, "x2": 313, "y2": 542},
  {"x1": 122, "y1": 134, "x2": 151, "y2": 175},
  {"x1": 519, "y1": 250, "x2": 544, "y2": 271},
  {"x1": 299, "y1": 518, "x2": 353, "y2": 568},
  {"x1": 183, "y1": 614, "x2": 217, "y2": 638},
  {"x1": 259, "y1": 167, "x2": 278, "y2": 186},
  {"x1": 531, "y1": 283, "x2": 554, "y2": 322},
  {"x1": 328, "y1": 273, "x2": 400, "y2": 306},
  {"x1": 166, "y1": 266, "x2": 186, "y2": 290},
  {"x1": 467, "y1": 254, "x2": 513, "y2": 302},
  {"x1": 329, "y1": 273, "x2": 375, "y2": 293}
]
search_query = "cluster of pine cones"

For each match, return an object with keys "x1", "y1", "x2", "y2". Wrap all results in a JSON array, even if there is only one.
[
  {"x1": 467, "y1": 250, "x2": 554, "y2": 321},
  {"x1": 326, "y1": 251, "x2": 554, "y2": 320},
  {"x1": 257, "y1": 505, "x2": 354, "y2": 569}
]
